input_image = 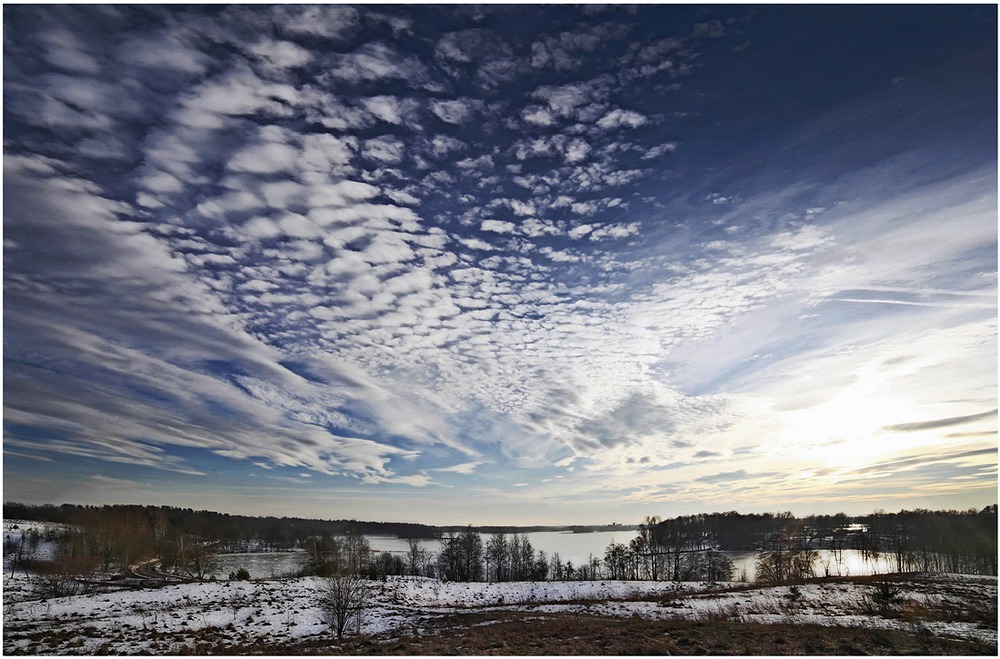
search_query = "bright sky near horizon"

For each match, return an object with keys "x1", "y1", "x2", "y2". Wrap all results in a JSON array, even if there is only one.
[{"x1": 3, "y1": 4, "x2": 997, "y2": 525}]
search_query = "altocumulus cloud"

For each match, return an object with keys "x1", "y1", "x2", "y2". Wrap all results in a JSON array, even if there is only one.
[{"x1": 3, "y1": 5, "x2": 996, "y2": 523}]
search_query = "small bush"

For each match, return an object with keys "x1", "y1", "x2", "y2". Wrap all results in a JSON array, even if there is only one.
[
  {"x1": 229, "y1": 567, "x2": 251, "y2": 581},
  {"x1": 860, "y1": 581, "x2": 904, "y2": 618}
]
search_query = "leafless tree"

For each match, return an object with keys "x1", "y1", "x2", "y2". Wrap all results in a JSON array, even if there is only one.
[
  {"x1": 486, "y1": 533, "x2": 509, "y2": 582},
  {"x1": 31, "y1": 528, "x2": 100, "y2": 597},
  {"x1": 755, "y1": 517, "x2": 818, "y2": 583},
  {"x1": 318, "y1": 530, "x2": 372, "y2": 639},
  {"x1": 321, "y1": 572, "x2": 371, "y2": 639},
  {"x1": 405, "y1": 538, "x2": 428, "y2": 576}
]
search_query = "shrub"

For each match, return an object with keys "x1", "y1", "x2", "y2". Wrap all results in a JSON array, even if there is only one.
[
  {"x1": 860, "y1": 581, "x2": 904, "y2": 617},
  {"x1": 229, "y1": 566, "x2": 251, "y2": 581}
]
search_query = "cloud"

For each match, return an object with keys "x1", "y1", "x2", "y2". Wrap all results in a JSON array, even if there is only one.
[
  {"x1": 579, "y1": 391, "x2": 677, "y2": 449},
  {"x1": 3, "y1": 157, "x2": 445, "y2": 483},
  {"x1": 433, "y1": 461, "x2": 483, "y2": 475},
  {"x1": 588, "y1": 223, "x2": 641, "y2": 240},
  {"x1": 4, "y1": 5, "x2": 995, "y2": 521},
  {"x1": 564, "y1": 138, "x2": 592, "y2": 164},
  {"x1": 531, "y1": 75, "x2": 614, "y2": 122},
  {"x1": 596, "y1": 109, "x2": 648, "y2": 130},
  {"x1": 456, "y1": 154, "x2": 494, "y2": 174},
  {"x1": 310, "y1": 203, "x2": 420, "y2": 228},
  {"x1": 642, "y1": 142, "x2": 679, "y2": 159},
  {"x1": 697, "y1": 469, "x2": 761, "y2": 484},
  {"x1": 275, "y1": 5, "x2": 360, "y2": 39},
  {"x1": 362, "y1": 95, "x2": 421, "y2": 126},
  {"x1": 247, "y1": 39, "x2": 313, "y2": 70},
  {"x1": 480, "y1": 219, "x2": 516, "y2": 234},
  {"x1": 36, "y1": 28, "x2": 102, "y2": 74},
  {"x1": 852, "y1": 447, "x2": 997, "y2": 476},
  {"x1": 300, "y1": 134, "x2": 358, "y2": 174},
  {"x1": 328, "y1": 42, "x2": 429, "y2": 85},
  {"x1": 431, "y1": 98, "x2": 481, "y2": 124},
  {"x1": 277, "y1": 213, "x2": 322, "y2": 239},
  {"x1": 529, "y1": 23, "x2": 625, "y2": 70},
  {"x1": 770, "y1": 224, "x2": 830, "y2": 251},
  {"x1": 228, "y1": 141, "x2": 300, "y2": 175},
  {"x1": 117, "y1": 34, "x2": 209, "y2": 76},
  {"x1": 539, "y1": 246, "x2": 579, "y2": 262},
  {"x1": 435, "y1": 28, "x2": 520, "y2": 90},
  {"x1": 240, "y1": 217, "x2": 282, "y2": 240},
  {"x1": 172, "y1": 65, "x2": 298, "y2": 129},
  {"x1": 309, "y1": 179, "x2": 380, "y2": 207},
  {"x1": 459, "y1": 237, "x2": 495, "y2": 251},
  {"x1": 883, "y1": 410, "x2": 998, "y2": 433},
  {"x1": 426, "y1": 135, "x2": 467, "y2": 158},
  {"x1": 362, "y1": 136, "x2": 406, "y2": 164},
  {"x1": 522, "y1": 105, "x2": 556, "y2": 126}
]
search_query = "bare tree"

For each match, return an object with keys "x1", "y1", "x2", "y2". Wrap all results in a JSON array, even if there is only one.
[
  {"x1": 321, "y1": 572, "x2": 371, "y2": 640},
  {"x1": 509, "y1": 533, "x2": 534, "y2": 581},
  {"x1": 405, "y1": 538, "x2": 428, "y2": 576},
  {"x1": 549, "y1": 552, "x2": 564, "y2": 581},
  {"x1": 486, "y1": 533, "x2": 509, "y2": 582},
  {"x1": 637, "y1": 516, "x2": 662, "y2": 580},
  {"x1": 603, "y1": 541, "x2": 630, "y2": 580},
  {"x1": 755, "y1": 516, "x2": 817, "y2": 583},
  {"x1": 31, "y1": 528, "x2": 100, "y2": 597},
  {"x1": 318, "y1": 530, "x2": 372, "y2": 640},
  {"x1": 437, "y1": 527, "x2": 483, "y2": 582}
]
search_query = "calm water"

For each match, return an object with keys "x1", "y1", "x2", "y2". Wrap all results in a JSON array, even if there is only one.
[
  {"x1": 365, "y1": 530, "x2": 641, "y2": 568},
  {"x1": 210, "y1": 531, "x2": 898, "y2": 581}
]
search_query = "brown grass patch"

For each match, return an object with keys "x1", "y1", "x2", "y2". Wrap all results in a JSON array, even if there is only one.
[{"x1": 222, "y1": 611, "x2": 997, "y2": 656}]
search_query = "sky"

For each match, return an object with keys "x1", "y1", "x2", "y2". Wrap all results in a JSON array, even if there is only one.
[{"x1": 3, "y1": 4, "x2": 997, "y2": 526}]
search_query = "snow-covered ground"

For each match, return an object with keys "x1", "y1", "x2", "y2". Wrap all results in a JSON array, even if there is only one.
[
  {"x1": 4, "y1": 520, "x2": 994, "y2": 654},
  {"x1": 3, "y1": 568, "x2": 996, "y2": 654},
  {"x1": 3, "y1": 519, "x2": 66, "y2": 567}
]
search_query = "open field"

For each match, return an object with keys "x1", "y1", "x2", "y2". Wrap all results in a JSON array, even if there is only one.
[{"x1": 3, "y1": 569, "x2": 995, "y2": 655}]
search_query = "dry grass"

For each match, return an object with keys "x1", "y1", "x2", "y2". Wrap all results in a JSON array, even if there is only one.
[{"x1": 223, "y1": 611, "x2": 997, "y2": 656}]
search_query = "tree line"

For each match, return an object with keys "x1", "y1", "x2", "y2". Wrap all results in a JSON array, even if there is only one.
[
  {"x1": 3, "y1": 502, "x2": 443, "y2": 552},
  {"x1": 6, "y1": 503, "x2": 995, "y2": 587},
  {"x1": 2, "y1": 502, "x2": 632, "y2": 551},
  {"x1": 298, "y1": 520, "x2": 738, "y2": 584}
]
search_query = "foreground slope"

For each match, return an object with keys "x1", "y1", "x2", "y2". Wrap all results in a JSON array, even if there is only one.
[{"x1": 3, "y1": 571, "x2": 996, "y2": 655}]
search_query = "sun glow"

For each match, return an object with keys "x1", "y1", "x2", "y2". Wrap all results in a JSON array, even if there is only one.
[{"x1": 773, "y1": 383, "x2": 931, "y2": 472}]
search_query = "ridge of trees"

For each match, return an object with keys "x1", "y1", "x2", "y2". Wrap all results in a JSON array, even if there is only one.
[{"x1": 2, "y1": 502, "x2": 634, "y2": 550}]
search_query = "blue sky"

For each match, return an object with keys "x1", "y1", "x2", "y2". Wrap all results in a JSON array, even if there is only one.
[{"x1": 3, "y1": 4, "x2": 996, "y2": 525}]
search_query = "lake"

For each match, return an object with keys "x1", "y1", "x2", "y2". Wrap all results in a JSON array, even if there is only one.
[
  {"x1": 366, "y1": 530, "x2": 641, "y2": 568},
  {"x1": 210, "y1": 531, "x2": 633, "y2": 580},
  {"x1": 210, "y1": 530, "x2": 900, "y2": 582}
]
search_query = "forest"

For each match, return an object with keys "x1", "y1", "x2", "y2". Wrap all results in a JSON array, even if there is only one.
[{"x1": 2, "y1": 502, "x2": 629, "y2": 548}]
